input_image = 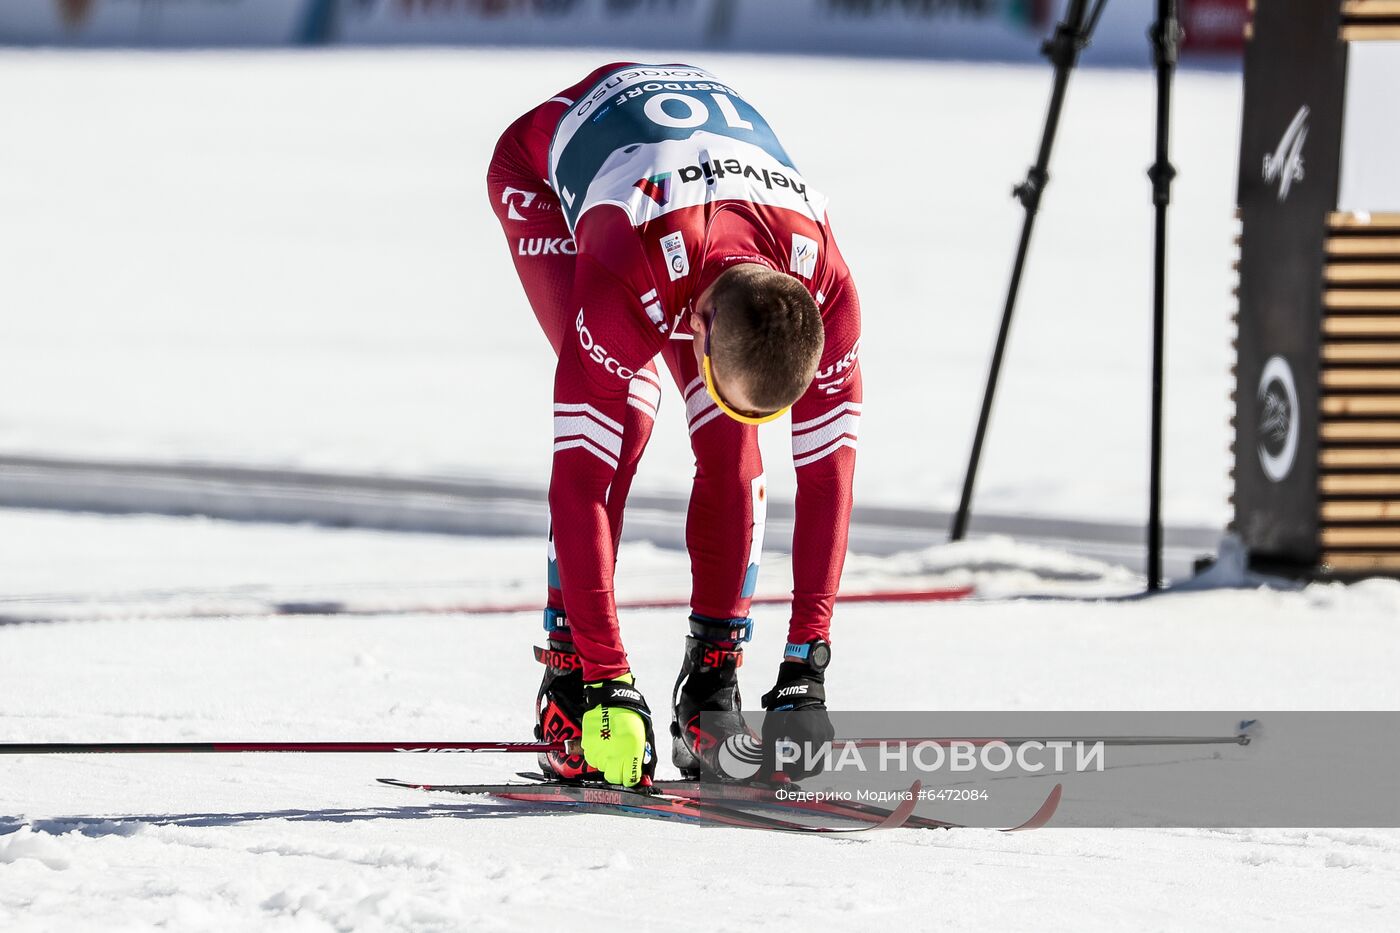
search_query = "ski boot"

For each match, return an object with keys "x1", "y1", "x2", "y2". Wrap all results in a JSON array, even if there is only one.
[
  {"x1": 533, "y1": 608, "x2": 595, "y2": 781},
  {"x1": 534, "y1": 609, "x2": 657, "y2": 786},
  {"x1": 670, "y1": 614, "x2": 762, "y2": 781}
]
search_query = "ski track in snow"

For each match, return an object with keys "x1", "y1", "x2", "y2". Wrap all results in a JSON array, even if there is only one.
[{"x1": 2, "y1": 511, "x2": 1400, "y2": 930}]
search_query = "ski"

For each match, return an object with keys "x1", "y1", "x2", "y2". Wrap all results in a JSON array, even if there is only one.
[
  {"x1": 384, "y1": 774, "x2": 1062, "y2": 832},
  {"x1": 378, "y1": 776, "x2": 920, "y2": 834},
  {"x1": 510, "y1": 771, "x2": 961, "y2": 831},
  {"x1": 1004, "y1": 782, "x2": 1063, "y2": 832},
  {"x1": 523, "y1": 771, "x2": 1060, "y2": 831},
  {"x1": 634, "y1": 779, "x2": 958, "y2": 831},
  {"x1": 0, "y1": 729, "x2": 1248, "y2": 757},
  {"x1": 646, "y1": 777, "x2": 1063, "y2": 833}
]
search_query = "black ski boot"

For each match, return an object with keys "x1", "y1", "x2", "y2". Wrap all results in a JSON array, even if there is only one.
[
  {"x1": 532, "y1": 609, "x2": 596, "y2": 782},
  {"x1": 670, "y1": 615, "x2": 762, "y2": 781}
]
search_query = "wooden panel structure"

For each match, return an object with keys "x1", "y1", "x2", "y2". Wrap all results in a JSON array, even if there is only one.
[
  {"x1": 1232, "y1": 7, "x2": 1399, "y2": 577},
  {"x1": 1324, "y1": 316, "x2": 1400, "y2": 336},
  {"x1": 1321, "y1": 421, "x2": 1400, "y2": 441},
  {"x1": 1320, "y1": 211, "x2": 1400, "y2": 575},
  {"x1": 1327, "y1": 237, "x2": 1400, "y2": 256},
  {"x1": 1322, "y1": 343, "x2": 1400, "y2": 362},
  {"x1": 1326, "y1": 264, "x2": 1400, "y2": 283},
  {"x1": 1322, "y1": 395, "x2": 1400, "y2": 414},
  {"x1": 1342, "y1": 0, "x2": 1400, "y2": 38},
  {"x1": 1324, "y1": 289, "x2": 1400, "y2": 310}
]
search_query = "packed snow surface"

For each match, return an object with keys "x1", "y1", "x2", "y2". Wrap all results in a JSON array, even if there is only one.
[
  {"x1": 1, "y1": 45, "x2": 1386, "y2": 932},
  {"x1": 0, "y1": 48, "x2": 1240, "y2": 526},
  {"x1": 3, "y1": 510, "x2": 1399, "y2": 931}
]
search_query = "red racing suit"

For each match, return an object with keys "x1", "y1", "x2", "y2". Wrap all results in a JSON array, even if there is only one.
[{"x1": 487, "y1": 63, "x2": 862, "y2": 682}]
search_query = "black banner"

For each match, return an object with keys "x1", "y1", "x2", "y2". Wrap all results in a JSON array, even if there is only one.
[{"x1": 1233, "y1": 0, "x2": 1348, "y2": 567}]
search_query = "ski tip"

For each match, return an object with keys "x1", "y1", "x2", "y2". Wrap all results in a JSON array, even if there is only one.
[
  {"x1": 377, "y1": 777, "x2": 424, "y2": 789},
  {"x1": 1004, "y1": 782, "x2": 1062, "y2": 832},
  {"x1": 882, "y1": 780, "x2": 922, "y2": 829}
]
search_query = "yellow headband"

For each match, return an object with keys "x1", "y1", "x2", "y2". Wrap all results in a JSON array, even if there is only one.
[{"x1": 702, "y1": 355, "x2": 789, "y2": 426}]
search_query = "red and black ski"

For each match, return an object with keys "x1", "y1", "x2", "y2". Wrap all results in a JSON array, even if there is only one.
[
  {"x1": 506, "y1": 771, "x2": 961, "y2": 831},
  {"x1": 381, "y1": 775, "x2": 1062, "y2": 833},
  {"x1": 377, "y1": 776, "x2": 921, "y2": 834},
  {"x1": 643, "y1": 777, "x2": 1062, "y2": 833}
]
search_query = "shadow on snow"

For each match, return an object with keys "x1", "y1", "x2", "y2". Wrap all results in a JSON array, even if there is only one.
[{"x1": 0, "y1": 801, "x2": 578, "y2": 838}]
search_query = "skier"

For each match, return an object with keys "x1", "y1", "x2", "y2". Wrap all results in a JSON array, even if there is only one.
[{"x1": 488, "y1": 63, "x2": 860, "y2": 787}]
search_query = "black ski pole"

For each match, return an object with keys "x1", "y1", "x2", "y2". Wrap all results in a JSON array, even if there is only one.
[
  {"x1": 0, "y1": 740, "x2": 569, "y2": 755},
  {"x1": 1146, "y1": 0, "x2": 1183, "y2": 590},
  {"x1": 951, "y1": 0, "x2": 1109, "y2": 541}
]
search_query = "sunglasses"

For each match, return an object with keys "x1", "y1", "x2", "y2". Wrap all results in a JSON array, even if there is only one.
[{"x1": 701, "y1": 303, "x2": 791, "y2": 426}]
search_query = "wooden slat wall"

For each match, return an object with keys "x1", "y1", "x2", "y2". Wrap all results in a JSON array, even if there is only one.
[
  {"x1": 1342, "y1": 0, "x2": 1400, "y2": 39},
  {"x1": 1320, "y1": 212, "x2": 1400, "y2": 572}
]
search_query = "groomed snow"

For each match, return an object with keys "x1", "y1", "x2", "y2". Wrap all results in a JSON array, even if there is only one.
[
  {"x1": 3, "y1": 511, "x2": 1399, "y2": 930},
  {"x1": 0, "y1": 48, "x2": 1240, "y2": 527},
  {"x1": 2, "y1": 45, "x2": 1391, "y2": 931}
]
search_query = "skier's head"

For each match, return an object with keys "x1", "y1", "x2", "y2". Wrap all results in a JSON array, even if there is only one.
[{"x1": 691, "y1": 264, "x2": 824, "y2": 425}]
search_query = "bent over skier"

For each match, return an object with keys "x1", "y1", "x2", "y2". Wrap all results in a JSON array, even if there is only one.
[{"x1": 487, "y1": 63, "x2": 861, "y2": 787}]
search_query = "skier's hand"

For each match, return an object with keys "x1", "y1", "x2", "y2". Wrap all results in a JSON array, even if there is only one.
[
  {"x1": 760, "y1": 661, "x2": 835, "y2": 782},
  {"x1": 581, "y1": 674, "x2": 655, "y2": 787}
]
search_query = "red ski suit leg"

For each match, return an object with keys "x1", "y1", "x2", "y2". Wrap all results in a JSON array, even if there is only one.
[{"x1": 486, "y1": 68, "x2": 658, "y2": 635}]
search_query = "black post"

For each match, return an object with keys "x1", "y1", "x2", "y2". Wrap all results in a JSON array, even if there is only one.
[
  {"x1": 1146, "y1": 1, "x2": 1182, "y2": 589},
  {"x1": 951, "y1": 0, "x2": 1107, "y2": 542}
]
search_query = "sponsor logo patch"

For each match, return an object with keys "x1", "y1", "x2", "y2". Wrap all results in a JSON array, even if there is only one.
[
  {"x1": 790, "y1": 233, "x2": 818, "y2": 278},
  {"x1": 815, "y1": 340, "x2": 860, "y2": 394},
  {"x1": 634, "y1": 172, "x2": 672, "y2": 207},
  {"x1": 677, "y1": 158, "x2": 808, "y2": 199},
  {"x1": 660, "y1": 230, "x2": 690, "y2": 282},
  {"x1": 501, "y1": 187, "x2": 537, "y2": 221},
  {"x1": 516, "y1": 237, "x2": 577, "y2": 256},
  {"x1": 576, "y1": 308, "x2": 636, "y2": 380}
]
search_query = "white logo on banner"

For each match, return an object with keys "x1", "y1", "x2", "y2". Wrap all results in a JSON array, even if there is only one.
[
  {"x1": 1257, "y1": 355, "x2": 1299, "y2": 483},
  {"x1": 1262, "y1": 106, "x2": 1308, "y2": 202},
  {"x1": 716, "y1": 733, "x2": 763, "y2": 781}
]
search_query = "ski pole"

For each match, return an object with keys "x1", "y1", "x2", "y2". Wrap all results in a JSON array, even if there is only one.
[
  {"x1": 843, "y1": 734, "x2": 1251, "y2": 749},
  {"x1": 0, "y1": 741, "x2": 573, "y2": 755},
  {"x1": 0, "y1": 734, "x2": 1250, "y2": 756}
]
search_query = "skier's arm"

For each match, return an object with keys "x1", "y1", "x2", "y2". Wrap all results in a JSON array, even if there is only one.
[
  {"x1": 548, "y1": 256, "x2": 658, "y2": 683},
  {"x1": 758, "y1": 292, "x2": 859, "y2": 781},
  {"x1": 787, "y1": 280, "x2": 863, "y2": 647}
]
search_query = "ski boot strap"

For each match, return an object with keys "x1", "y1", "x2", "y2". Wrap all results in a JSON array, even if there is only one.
[
  {"x1": 688, "y1": 614, "x2": 753, "y2": 645},
  {"x1": 533, "y1": 630, "x2": 581, "y2": 671},
  {"x1": 685, "y1": 614, "x2": 753, "y2": 669}
]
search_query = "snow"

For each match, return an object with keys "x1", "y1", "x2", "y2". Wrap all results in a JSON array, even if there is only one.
[
  {"x1": 0, "y1": 48, "x2": 1392, "y2": 930},
  {"x1": 0, "y1": 48, "x2": 1240, "y2": 526},
  {"x1": 3, "y1": 510, "x2": 1400, "y2": 930}
]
